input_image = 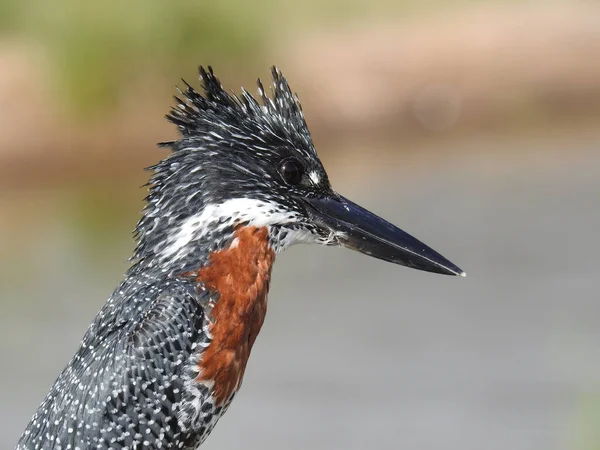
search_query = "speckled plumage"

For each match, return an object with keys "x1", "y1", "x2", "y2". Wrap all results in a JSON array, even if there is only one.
[
  {"x1": 18, "y1": 273, "x2": 212, "y2": 449},
  {"x1": 16, "y1": 67, "x2": 334, "y2": 450},
  {"x1": 16, "y1": 63, "x2": 466, "y2": 450}
]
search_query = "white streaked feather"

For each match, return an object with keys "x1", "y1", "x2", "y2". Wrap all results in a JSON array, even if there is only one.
[{"x1": 160, "y1": 198, "x2": 302, "y2": 261}]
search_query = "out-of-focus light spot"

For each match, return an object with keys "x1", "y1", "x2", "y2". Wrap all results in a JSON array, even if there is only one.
[{"x1": 412, "y1": 84, "x2": 462, "y2": 131}]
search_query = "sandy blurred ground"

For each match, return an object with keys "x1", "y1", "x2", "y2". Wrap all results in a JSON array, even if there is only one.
[
  {"x1": 1, "y1": 0, "x2": 599, "y2": 449},
  {"x1": 0, "y1": 1, "x2": 599, "y2": 186}
]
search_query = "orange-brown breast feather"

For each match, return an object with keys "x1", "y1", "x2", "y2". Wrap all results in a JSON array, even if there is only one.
[{"x1": 194, "y1": 226, "x2": 275, "y2": 406}]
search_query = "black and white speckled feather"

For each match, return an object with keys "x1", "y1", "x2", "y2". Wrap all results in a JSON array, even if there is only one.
[
  {"x1": 18, "y1": 272, "x2": 209, "y2": 449},
  {"x1": 16, "y1": 66, "x2": 335, "y2": 450}
]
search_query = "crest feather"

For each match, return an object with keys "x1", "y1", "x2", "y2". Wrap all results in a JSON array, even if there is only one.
[{"x1": 164, "y1": 65, "x2": 308, "y2": 140}]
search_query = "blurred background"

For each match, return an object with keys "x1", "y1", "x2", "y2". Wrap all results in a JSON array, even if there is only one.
[{"x1": 1, "y1": 0, "x2": 599, "y2": 448}]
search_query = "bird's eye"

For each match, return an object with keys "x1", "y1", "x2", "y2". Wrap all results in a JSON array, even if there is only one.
[{"x1": 280, "y1": 159, "x2": 303, "y2": 185}]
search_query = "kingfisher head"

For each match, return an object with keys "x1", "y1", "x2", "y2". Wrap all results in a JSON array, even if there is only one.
[{"x1": 135, "y1": 66, "x2": 464, "y2": 277}]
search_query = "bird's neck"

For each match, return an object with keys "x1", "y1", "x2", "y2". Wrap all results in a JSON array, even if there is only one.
[
  {"x1": 135, "y1": 196, "x2": 295, "y2": 275},
  {"x1": 131, "y1": 213, "x2": 278, "y2": 406},
  {"x1": 188, "y1": 225, "x2": 276, "y2": 405}
]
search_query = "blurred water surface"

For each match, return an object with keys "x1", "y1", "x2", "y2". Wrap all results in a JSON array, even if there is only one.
[{"x1": 1, "y1": 133, "x2": 599, "y2": 450}]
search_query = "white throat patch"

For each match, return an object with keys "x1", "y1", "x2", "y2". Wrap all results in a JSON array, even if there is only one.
[{"x1": 160, "y1": 198, "x2": 305, "y2": 262}]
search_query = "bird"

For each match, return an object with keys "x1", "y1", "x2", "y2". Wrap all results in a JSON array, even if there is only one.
[{"x1": 16, "y1": 66, "x2": 464, "y2": 450}]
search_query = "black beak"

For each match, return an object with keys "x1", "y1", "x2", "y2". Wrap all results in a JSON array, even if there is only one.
[{"x1": 303, "y1": 194, "x2": 465, "y2": 276}]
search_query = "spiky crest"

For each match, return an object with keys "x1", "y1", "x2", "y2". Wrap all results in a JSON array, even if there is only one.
[
  {"x1": 164, "y1": 66, "x2": 309, "y2": 144},
  {"x1": 132, "y1": 66, "x2": 325, "y2": 270}
]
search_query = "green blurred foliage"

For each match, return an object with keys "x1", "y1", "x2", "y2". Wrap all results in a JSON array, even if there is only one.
[
  {"x1": 0, "y1": 0, "x2": 266, "y2": 115},
  {"x1": 0, "y1": 0, "x2": 534, "y2": 117},
  {"x1": 0, "y1": 0, "x2": 19, "y2": 32},
  {"x1": 571, "y1": 389, "x2": 600, "y2": 450}
]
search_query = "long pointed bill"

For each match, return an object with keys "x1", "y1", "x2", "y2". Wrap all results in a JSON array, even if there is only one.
[{"x1": 303, "y1": 194, "x2": 465, "y2": 276}]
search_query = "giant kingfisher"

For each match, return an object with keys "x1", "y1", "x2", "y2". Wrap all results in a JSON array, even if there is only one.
[{"x1": 16, "y1": 66, "x2": 464, "y2": 449}]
